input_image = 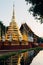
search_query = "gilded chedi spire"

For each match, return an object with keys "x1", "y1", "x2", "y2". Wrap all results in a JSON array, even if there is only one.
[
  {"x1": 6, "y1": 4, "x2": 22, "y2": 42},
  {"x1": 12, "y1": 4, "x2": 15, "y2": 19}
]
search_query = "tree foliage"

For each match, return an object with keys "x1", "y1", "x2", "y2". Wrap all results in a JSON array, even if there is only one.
[
  {"x1": 0, "y1": 21, "x2": 8, "y2": 36},
  {"x1": 25, "y1": 0, "x2": 43, "y2": 22},
  {"x1": 37, "y1": 37, "x2": 43, "y2": 43}
]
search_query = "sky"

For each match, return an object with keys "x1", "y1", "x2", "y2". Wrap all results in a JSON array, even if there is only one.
[{"x1": 0, "y1": 0, "x2": 43, "y2": 37}]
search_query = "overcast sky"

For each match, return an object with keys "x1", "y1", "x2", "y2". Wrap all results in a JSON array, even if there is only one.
[{"x1": 0, "y1": 0, "x2": 43, "y2": 37}]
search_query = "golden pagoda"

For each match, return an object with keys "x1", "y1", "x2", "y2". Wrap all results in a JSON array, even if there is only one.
[{"x1": 6, "y1": 4, "x2": 22, "y2": 42}]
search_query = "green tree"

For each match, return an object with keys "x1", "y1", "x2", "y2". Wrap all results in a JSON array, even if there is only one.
[
  {"x1": 25, "y1": 0, "x2": 43, "y2": 23},
  {"x1": 0, "y1": 21, "x2": 8, "y2": 36}
]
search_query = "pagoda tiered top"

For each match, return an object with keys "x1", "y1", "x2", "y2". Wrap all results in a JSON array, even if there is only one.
[{"x1": 6, "y1": 4, "x2": 22, "y2": 41}]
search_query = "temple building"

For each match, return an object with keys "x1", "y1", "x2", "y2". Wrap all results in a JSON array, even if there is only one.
[
  {"x1": 20, "y1": 23, "x2": 38, "y2": 43},
  {"x1": 0, "y1": 4, "x2": 39, "y2": 49},
  {"x1": 6, "y1": 4, "x2": 22, "y2": 43}
]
